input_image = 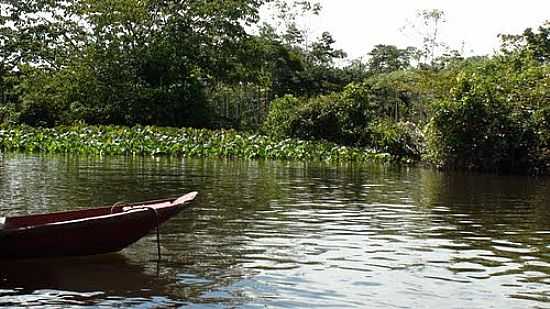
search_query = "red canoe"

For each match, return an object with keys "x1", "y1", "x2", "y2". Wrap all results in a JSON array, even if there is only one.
[{"x1": 0, "y1": 192, "x2": 198, "y2": 259}]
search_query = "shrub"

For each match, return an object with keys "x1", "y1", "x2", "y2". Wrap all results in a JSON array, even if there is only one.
[
  {"x1": 533, "y1": 106, "x2": 550, "y2": 168},
  {"x1": 261, "y1": 95, "x2": 300, "y2": 138},
  {"x1": 15, "y1": 67, "x2": 73, "y2": 127},
  {"x1": 262, "y1": 82, "x2": 427, "y2": 158},
  {"x1": 0, "y1": 103, "x2": 18, "y2": 126},
  {"x1": 424, "y1": 58, "x2": 548, "y2": 172},
  {"x1": 263, "y1": 83, "x2": 380, "y2": 146},
  {"x1": 263, "y1": 91, "x2": 374, "y2": 147},
  {"x1": 289, "y1": 92, "x2": 373, "y2": 146},
  {"x1": 370, "y1": 120, "x2": 424, "y2": 159}
]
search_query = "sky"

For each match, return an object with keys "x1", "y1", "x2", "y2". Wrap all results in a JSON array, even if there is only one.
[{"x1": 304, "y1": 0, "x2": 550, "y2": 60}]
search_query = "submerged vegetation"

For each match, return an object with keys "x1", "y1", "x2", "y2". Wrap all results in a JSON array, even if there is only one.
[
  {"x1": 0, "y1": 125, "x2": 390, "y2": 162},
  {"x1": 0, "y1": 1, "x2": 548, "y2": 173}
]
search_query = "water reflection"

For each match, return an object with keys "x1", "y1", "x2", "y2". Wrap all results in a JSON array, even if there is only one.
[
  {"x1": 0, "y1": 154, "x2": 549, "y2": 308},
  {"x1": 2, "y1": 255, "x2": 159, "y2": 293},
  {"x1": 415, "y1": 170, "x2": 550, "y2": 304},
  {"x1": 0, "y1": 254, "x2": 218, "y2": 307}
]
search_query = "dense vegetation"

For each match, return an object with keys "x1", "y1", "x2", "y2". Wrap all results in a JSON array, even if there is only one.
[
  {"x1": 0, "y1": 1, "x2": 548, "y2": 173},
  {"x1": 261, "y1": 21, "x2": 550, "y2": 173},
  {"x1": 0, "y1": 125, "x2": 389, "y2": 162}
]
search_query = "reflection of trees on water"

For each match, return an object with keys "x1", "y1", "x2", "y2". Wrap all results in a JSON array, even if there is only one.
[
  {"x1": 0, "y1": 154, "x2": 203, "y2": 214},
  {"x1": 0, "y1": 155, "x2": 258, "y2": 306},
  {"x1": 152, "y1": 159, "x2": 429, "y2": 303},
  {"x1": 416, "y1": 168, "x2": 550, "y2": 238},
  {"x1": 166, "y1": 159, "x2": 428, "y2": 273},
  {"x1": 0, "y1": 254, "x2": 228, "y2": 306},
  {"x1": 177, "y1": 159, "x2": 419, "y2": 246},
  {"x1": 0, "y1": 154, "x2": 61, "y2": 215},
  {"x1": 3, "y1": 154, "x2": 549, "y2": 306},
  {"x1": 414, "y1": 169, "x2": 550, "y2": 290},
  {"x1": 1, "y1": 254, "x2": 159, "y2": 294}
]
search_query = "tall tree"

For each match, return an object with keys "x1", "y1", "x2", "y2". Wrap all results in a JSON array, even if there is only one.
[
  {"x1": 500, "y1": 21, "x2": 550, "y2": 64},
  {"x1": 367, "y1": 45, "x2": 412, "y2": 74},
  {"x1": 0, "y1": 0, "x2": 272, "y2": 126},
  {"x1": 401, "y1": 9, "x2": 449, "y2": 66}
]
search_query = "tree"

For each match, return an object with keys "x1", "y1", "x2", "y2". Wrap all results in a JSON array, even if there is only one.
[
  {"x1": 500, "y1": 21, "x2": 550, "y2": 64},
  {"x1": 0, "y1": 0, "x2": 273, "y2": 126},
  {"x1": 367, "y1": 45, "x2": 412, "y2": 74},
  {"x1": 401, "y1": 9, "x2": 450, "y2": 66},
  {"x1": 309, "y1": 32, "x2": 346, "y2": 65},
  {"x1": 260, "y1": 0, "x2": 322, "y2": 48},
  {"x1": 0, "y1": 0, "x2": 84, "y2": 70}
]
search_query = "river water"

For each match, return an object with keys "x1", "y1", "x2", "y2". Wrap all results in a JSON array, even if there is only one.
[{"x1": 0, "y1": 154, "x2": 549, "y2": 308}]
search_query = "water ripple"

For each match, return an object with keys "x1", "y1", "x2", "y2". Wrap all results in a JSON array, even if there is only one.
[{"x1": 1, "y1": 155, "x2": 549, "y2": 308}]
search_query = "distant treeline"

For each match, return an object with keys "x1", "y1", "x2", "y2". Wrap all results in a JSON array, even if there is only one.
[{"x1": 0, "y1": 1, "x2": 548, "y2": 173}]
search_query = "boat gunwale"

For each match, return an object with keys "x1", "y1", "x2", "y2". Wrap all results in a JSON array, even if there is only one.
[{"x1": 0, "y1": 192, "x2": 197, "y2": 233}]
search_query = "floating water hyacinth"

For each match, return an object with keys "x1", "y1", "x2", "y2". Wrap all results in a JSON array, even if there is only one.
[{"x1": 0, "y1": 125, "x2": 391, "y2": 162}]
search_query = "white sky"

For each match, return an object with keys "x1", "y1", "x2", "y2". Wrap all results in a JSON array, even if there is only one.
[{"x1": 307, "y1": 0, "x2": 550, "y2": 60}]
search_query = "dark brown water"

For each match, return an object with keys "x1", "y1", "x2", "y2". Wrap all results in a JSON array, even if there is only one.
[{"x1": 1, "y1": 153, "x2": 549, "y2": 308}]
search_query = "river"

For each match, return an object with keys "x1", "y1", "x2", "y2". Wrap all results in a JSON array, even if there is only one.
[{"x1": 0, "y1": 154, "x2": 549, "y2": 308}]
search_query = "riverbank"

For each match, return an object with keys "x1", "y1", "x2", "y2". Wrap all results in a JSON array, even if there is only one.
[{"x1": 0, "y1": 125, "x2": 392, "y2": 162}]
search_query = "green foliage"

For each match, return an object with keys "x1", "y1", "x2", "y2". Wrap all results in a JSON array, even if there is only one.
[
  {"x1": 0, "y1": 103, "x2": 16, "y2": 125},
  {"x1": 0, "y1": 125, "x2": 390, "y2": 162},
  {"x1": 0, "y1": 2, "x2": 547, "y2": 173},
  {"x1": 309, "y1": 32, "x2": 347, "y2": 66},
  {"x1": 262, "y1": 82, "x2": 424, "y2": 157},
  {"x1": 415, "y1": 23, "x2": 550, "y2": 173},
  {"x1": 500, "y1": 21, "x2": 549, "y2": 64},
  {"x1": 16, "y1": 68, "x2": 69, "y2": 127},
  {"x1": 367, "y1": 45, "x2": 413, "y2": 74},
  {"x1": 0, "y1": 0, "x2": 357, "y2": 129},
  {"x1": 1, "y1": 0, "x2": 269, "y2": 128},
  {"x1": 261, "y1": 95, "x2": 300, "y2": 137},
  {"x1": 288, "y1": 93, "x2": 370, "y2": 145},
  {"x1": 250, "y1": 10, "x2": 353, "y2": 99},
  {"x1": 533, "y1": 106, "x2": 550, "y2": 169},
  {"x1": 263, "y1": 86, "x2": 375, "y2": 147},
  {"x1": 425, "y1": 55, "x2": 550, "y2": 172},
  {"x1": 370, "y1": 120, "x2": 424, "y2": 159}
]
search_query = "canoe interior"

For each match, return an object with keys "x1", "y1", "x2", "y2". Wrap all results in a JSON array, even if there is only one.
[{"x1": 2, "y1": 197, "x2": 178, "y2": 230}]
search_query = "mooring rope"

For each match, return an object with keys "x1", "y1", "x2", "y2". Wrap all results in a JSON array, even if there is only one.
[
  {"x1": 110, "y1": 200, "x2": 163, "y2": 260},
  {"x1": 110, "y1": 201, "x2": 129, "y2": 214},
  {"x1": 123, "y1": 206, "x2": 162, "y2": 260}
]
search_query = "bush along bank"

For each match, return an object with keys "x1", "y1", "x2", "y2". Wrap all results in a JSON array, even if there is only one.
[
  {"x1": 261, "y1": 83, "x2": 426, "y2": 160},
  {"x1": 261, "y1": 50, "x2": 550, "y2": 174},
  {"x1": 0, "y1": 125, "x2": 392, "y2": 162}
]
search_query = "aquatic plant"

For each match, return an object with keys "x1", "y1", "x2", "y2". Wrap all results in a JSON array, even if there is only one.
[{"x1": 0, "y1": 125, "x2": 390, "y2": 162}]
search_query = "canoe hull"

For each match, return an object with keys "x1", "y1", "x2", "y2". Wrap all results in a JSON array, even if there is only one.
[{"x1": 0, "y1": 192, "x2": 197, "y2": 259}]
